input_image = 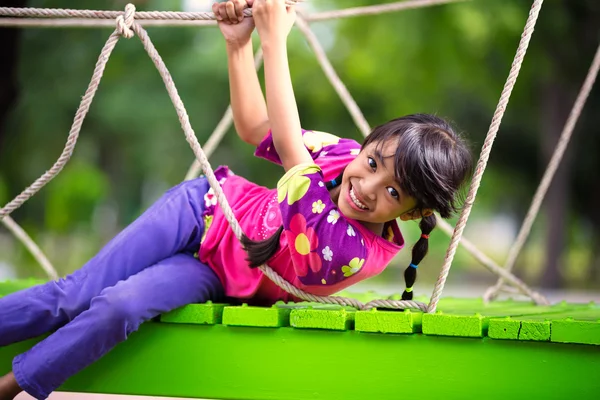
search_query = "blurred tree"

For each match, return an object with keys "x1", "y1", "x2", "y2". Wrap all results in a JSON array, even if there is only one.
[{"x1": 0, "y1": 0, "x2": 598, "y2": 289}]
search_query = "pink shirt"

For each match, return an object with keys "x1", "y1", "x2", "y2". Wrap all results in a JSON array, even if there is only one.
[{"x1": 199, "y1": 130, "x2": 404, "y2": 305}]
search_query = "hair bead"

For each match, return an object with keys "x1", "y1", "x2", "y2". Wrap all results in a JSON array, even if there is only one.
[
  {"x1": 409, "y1": 263, "x2": 418, "y2": 269},
  {"x1": 421, "y1": 234, "x2": 430, "y2": 239}
]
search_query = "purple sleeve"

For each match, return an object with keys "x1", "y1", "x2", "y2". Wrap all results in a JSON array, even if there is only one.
[
  {"x1": 255, "y1": 129, "x2": 361, "y2": 179},
  {"x1": 277, "y1": 163, "x2": 368, "y2": 287}
]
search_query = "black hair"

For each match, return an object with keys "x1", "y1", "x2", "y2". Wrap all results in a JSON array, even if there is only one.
[{"x1": 242, "y1": 114, "x2": 473, "y2": 299}]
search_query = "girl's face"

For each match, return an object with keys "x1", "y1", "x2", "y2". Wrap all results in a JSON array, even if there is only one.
[{"x1": 338, "y1": 139, "x2": 431, "y2": 231}]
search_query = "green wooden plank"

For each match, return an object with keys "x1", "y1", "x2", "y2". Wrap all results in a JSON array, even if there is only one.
[
  {"x1": 354, "y1": 309, "x2": 420, "y2": 334},
  {"x1": 552, "y1": 319, "x2": 600, "y2": 346},
  {"x1": 422, "y1": 313, "x2": 484, "y2": 337},
  {"x1": 290, "y1": 308, "x2": 355, "y2": 331},
  {"x1": 2, "y1": 323, "x2": 599, "y2": 399},
  {"x1": 518, "y1": 320, "x2": 551, "y2": 341},
  {"x1": 488, "y1": 318, "x2": 521, "y2": 340},
  {"x1": 160, "y1": 302, "x2": 226, "y2": 325},
  {"x1": 222, "y1": 304, "x2": 290, "y2": 327}
]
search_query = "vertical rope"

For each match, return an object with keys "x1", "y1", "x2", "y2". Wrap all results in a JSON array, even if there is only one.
[
  {"x1": 0, "y1": 31, "x2": 121, "y2": 219},
  {"x1": 428, "y1": 0, "x2": 545, "y2": 313},
  {"x1": 483, "y1": 42, "x2": 600, "y2": 302},
  {"x1": 184, "y1": 49, "x2": 264, "y2": 181},
  {"x1": 1, "y1": 216, "x2": 58, "y2": 280},
  {"x1": 294, "y1": 14, "x2": 371, "y2": 136}
]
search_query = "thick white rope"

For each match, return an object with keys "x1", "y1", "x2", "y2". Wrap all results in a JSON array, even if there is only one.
[
  {"x1": 185, "y1": 49, "x2": 264, "y2": 181},
  {"x1": 0, "y1": 31, "x2": 121, "y2": 218},
  {"x1": 0, "y1": 1, "x2": 466, "y2": 28},
  {"x1": 0, "y1": 216, "x2": 58, "y2": 280},
  {"x1": 125, "y1": 6, "x2": 424, "y2": 311},
  {"x1": 0, "y1": 0, "x2": 547, "y2": 313},
  {"x1": 436, "y1": 218, "x2": 548, "y2": 304},
  {"x1": 483, "y1": 42, "x2": 600, "y2": 303},
  {"x1": 427, "y1": 0, "x2": 545, "y2": 313}
]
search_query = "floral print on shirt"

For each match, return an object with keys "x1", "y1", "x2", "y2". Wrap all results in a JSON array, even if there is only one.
[{"x1": 277, "y1": 163, "x2": 368, "y2": 286}]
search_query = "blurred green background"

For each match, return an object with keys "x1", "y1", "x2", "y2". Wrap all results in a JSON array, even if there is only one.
[{"x1": 0, "y1": 0, "x2": 599, "y2": 298}]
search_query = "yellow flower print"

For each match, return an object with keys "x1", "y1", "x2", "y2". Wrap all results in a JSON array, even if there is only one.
[
  {"x1": 303, "y1": 131, "x2": 340, "y2": 153},
  {"x1": 341, "y1": 257, "x2": 365, "y2": 277},
  {"x1": 350, "y1": 148, "x2": 360, "y2": 156},
  {"x1": 278, "y1": 173, "x2": 311, "y2": 205},
  {"x1": 312, "y1": 200, "x2": 325, "y2": 214}
]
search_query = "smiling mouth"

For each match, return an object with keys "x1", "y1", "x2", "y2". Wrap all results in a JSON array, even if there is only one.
[{"x1": 349, "y1": 184, "x2": 368, "y2": 211}]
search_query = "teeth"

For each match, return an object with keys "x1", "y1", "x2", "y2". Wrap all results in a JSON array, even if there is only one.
[{"x1": 350, "y1": 187, "x2": 368, "y2": 210}]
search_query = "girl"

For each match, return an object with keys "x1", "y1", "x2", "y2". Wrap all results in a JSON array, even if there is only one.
[{"x1": 0, "y1": 0, "x2": 472, "y2": 398}]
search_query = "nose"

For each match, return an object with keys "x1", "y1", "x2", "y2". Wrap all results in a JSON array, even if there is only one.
[{"x1": 360, "y1": 177, "x2": 379, "y2": 201}]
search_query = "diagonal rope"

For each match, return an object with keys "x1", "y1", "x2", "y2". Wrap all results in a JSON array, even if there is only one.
[
  {"x1": 1, "y1": 216, "x2": 58, "y2": 279},
  {"x1": 306, "y1": 0, "x2": 468, "y2": 22},
  {"x1": 427, "y1": 0, "x2": 545, "y2": 313},
  {"x1": 483, "y1": 42, "x2": 600, "y2": 303},
  {"x1": 295, "y1": 14, "x2": 371, "y2": 136},
  {"x1": 0, "y1": 0, "x2": 547, "y2": 313},
  {"x1": 126, "y1": 7, "x2": 424, "y2": 311},
  {"x1": 436, "y1": 218, "x2": 548, "y2": 304},
  {"x1": 296, "y1": 9, "x2": 546, "y2": 306},
  {"x1": 185, "y1": 49, "x2": 264, "y2": 181},
  {"x1": 0, "y1": 31, "x2": 121, "y2": 219}
]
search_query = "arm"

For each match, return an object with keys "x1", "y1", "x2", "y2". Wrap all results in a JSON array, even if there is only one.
[
  {"x1": 253, "y1": 0, "x2": 313, "y2": 171},
  {"x1": 227, "y1": 41, "x2": 270, "y2": 146},
  {"x1": 213, "y1": 0, "x2": 269, "y2": 146}
]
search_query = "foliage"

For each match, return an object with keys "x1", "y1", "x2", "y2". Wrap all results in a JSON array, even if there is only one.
[{"x1": 0, "y1": 0, "x2": 598, "y2": 288}]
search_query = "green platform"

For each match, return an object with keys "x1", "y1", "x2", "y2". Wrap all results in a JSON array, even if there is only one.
[{"x1": 1, "y1": 281, "x2": 599, "y2": 399}]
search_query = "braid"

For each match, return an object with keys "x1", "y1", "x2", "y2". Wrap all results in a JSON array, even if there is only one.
[
  {"x1": 243, "y1": 169, "x2": 345, "y2": 268},
  {"x1": 401, "y1": 214, "x2": 436, "y2": 300}
]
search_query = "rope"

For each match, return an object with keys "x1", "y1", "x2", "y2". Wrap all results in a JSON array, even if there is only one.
[
  {"x1": 0, "y1": 216, "x2": 58, "y2": 280},
  {"x1": 0, "y1": 2, "x2": 298, "y2": 20},
  {"x1": 185, "y1": 50, "x2": 264, "y2": 181},
  {"x1": 306, "y1": 0, "x2": 467, "y2": 22},
  {"x1": 427, "y1": 0, "x2": 545, "y2": 313},
  {"x1": 0, "y1": 30, "x2": 121, "y2": 218},
  {"x1": 436, "y1": 218, "x2": 548, "y2": 304},
  {"x1": 483, "y1": 42, "x2": 600, "y2": 303},
  {"x1": 0, "y1": 0, "x2": 548, "y2": 313},
  {"x1": 0, "y1": 1, "x2": 467, "y2": 28},
  {"x1": 295, "y1": 8, "x2": 545, "y2": 305},
  {"x1": 121, "y1": 6, "x2": 427, "y2": 312},
  {"x1": 295, "y1": 14, "x2": 371, "y2": 137}
]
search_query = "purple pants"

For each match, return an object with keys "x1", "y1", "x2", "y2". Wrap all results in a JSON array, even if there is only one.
[{"x1": 0, "y1": 178, "x2": 224, "y2": 400}]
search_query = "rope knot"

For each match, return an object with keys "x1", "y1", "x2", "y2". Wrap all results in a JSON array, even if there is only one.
[{"x1": 116, "y1": 4, "x2": 135, "y2": 38}]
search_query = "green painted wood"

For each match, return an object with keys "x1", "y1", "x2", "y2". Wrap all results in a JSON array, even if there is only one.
[
  {"x1": 552, "y1": 319, "x2": 600, "y2": 345},
  {"x1": 1, "y1": 323, "x2": 599, "y2": 399},
  {"x1": 354, "y1": 309, "x2": 419, "y2": 334},
  {"x1": 488, "y1": 317, "x2": 521, "y2": 340},
  {"x1": 222, "y1": 304, "x2": 291, "y2": 327},
  {"x1": 160, "y1": 302, "x2": 225, "y2": 325},
  {"x1": 290, "y1": 308, "x2": 355, "y2": 330},
  {"x1": 1, "y1": 280, "x2": 599, "y2": 346},
  {"x1": 422, "y1": 313, "x2": 484, "y2": 337}
]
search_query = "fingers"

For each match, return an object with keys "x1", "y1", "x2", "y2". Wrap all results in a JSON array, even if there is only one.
[{"x1": 213, "y1": 0, "x2": 247, "y2": 24}]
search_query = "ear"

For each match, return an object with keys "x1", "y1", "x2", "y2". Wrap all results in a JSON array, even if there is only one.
[{"x1": 399, "y1": 208, "x2": 433, "y2": 221}]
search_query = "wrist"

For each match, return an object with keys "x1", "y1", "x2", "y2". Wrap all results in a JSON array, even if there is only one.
[
  {"x1": 225, "y1": 37, "x2": 252, "y2": 50},
  {"x1": 260, "y1": 37, "x2": 287, "y2": 54}
]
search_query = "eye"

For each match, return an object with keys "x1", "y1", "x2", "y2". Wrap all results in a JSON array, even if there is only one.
[
  {"x1": 367, "y1": 156, "x2": 377, "y2": 170},
  {"x1": 387, "y1": 187, "x2": 399, "y2": 200}
]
